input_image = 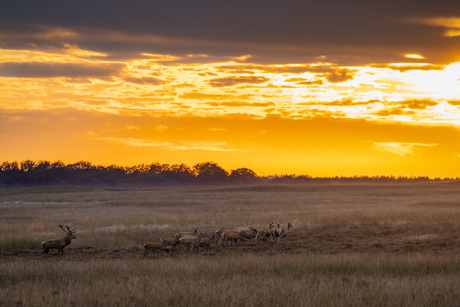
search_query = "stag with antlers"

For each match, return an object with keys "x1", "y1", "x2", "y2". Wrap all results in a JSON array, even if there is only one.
[{"x1": 42, "y1": 224, "x2": 76, "y2": 256}]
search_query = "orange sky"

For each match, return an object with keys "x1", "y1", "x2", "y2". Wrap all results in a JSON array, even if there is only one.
[{"x1": 1, "y1": 2, "x2": 460, "y2": 177}]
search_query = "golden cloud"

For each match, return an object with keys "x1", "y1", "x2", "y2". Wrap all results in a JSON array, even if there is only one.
[
  {"x1": 324, "y1": 68, "x2": 356, "y2": 83},
  {"x1": 123, "y1": 76, "x2": 166, "y2": 85},
  {"x1": 412, "y1": 17, "x2": 460, "y2": 37},
  {"x1": 98, "y1": 137, "x2": 240, "y2": 152},
  {"x1": 373, "y1": 142, "x2": 436, "y2": 157}
]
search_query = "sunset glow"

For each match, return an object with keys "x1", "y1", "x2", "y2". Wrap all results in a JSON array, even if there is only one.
[{"x1": 2, "y1": 1, "x2": 460, "y2": 177}]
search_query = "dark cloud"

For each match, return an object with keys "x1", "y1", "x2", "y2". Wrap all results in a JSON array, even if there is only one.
[
  {"x1": 1, "y1": 1, "x2": 459, "y2": 64},
  {"x1": 0, "y1": 62, "x2": 123, "y2": 79},
  {"x1": 209, "y1": 76, "x2": 269, "y2": 87},
  {"x1": 370, "y1": 64, "x2": 445, "y2": 72},
  {"x1": 297, "y1": 80, "x2": 324, "y2": 86}
]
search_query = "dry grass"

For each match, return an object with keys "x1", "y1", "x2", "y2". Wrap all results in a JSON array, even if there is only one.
[
  {"x1": 2, "y1": 255, "x2": 460, "y2": 306},
  {"x1": 1, "y1": 183, "x2": 460, "y2": 306}
]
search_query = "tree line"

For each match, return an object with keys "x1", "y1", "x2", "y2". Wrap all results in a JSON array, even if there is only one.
[
  {"x1": 0, "y1": 160, "x2": 257, "y2": 187},
  {"x1": 0, "y1": 160, "x2": 456, "y2": 188}
]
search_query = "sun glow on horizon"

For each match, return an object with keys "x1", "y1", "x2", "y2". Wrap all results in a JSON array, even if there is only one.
[{"x1": 2, "y1": 45, "x2": 460, "y2": 177}]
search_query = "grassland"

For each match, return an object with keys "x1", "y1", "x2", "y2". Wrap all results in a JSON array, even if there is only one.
[{"x1": 1, "y1": 183, "x2": 460, "y2": 306}]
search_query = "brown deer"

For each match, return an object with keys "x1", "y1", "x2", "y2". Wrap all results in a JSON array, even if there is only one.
[
  {"x1": 277, "y1": 221, "x2": 293, "y2": 242},
  {"x1": 239, "y1": 227, "x2": 258, "y2": 243},
  {"x1": 42, "y1": 224, "x2": 76, "y2": 256},
  {"x1": 143, "y1": 242, "x2": 169, "y2": 257},
  {"x1": 271, "y1": 222, "x2": 281, "y2": 241},
  {"x1": 257, "y1": 222, "x2": 275, "y2": 242},
  {"x1": 192, "y1": 232, "x2": 219, "y2": 253}
]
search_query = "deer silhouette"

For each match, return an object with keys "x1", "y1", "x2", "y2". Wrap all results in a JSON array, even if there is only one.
[{"x1": 42, "y1": 224, "x2": 76, "y2": 256}]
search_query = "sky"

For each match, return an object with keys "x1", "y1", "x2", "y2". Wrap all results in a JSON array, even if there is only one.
[{"x1": 1, "y1": 0, "x2": 460, "y2": 177}]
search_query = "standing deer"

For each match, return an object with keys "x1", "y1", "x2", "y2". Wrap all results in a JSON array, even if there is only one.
[
  {"x1": 257, "y1": 222, "x2": 275, "y2": 242},
  {"x1": 277, "y1": 222, "x2": 293, "y2": 242},
  {"x1": 271, "y1": 222, "x2": 281, "y2": 241},
  {"x1": 221, "y1": 230, "x2": 245, "y2": 246},
  {"x1": 239, "y1": 227, "x2": 258, "y2": 243},
  {"x1": 192, "y1": 231, "x2": 219, "y2": 253},
  {"x1": 42, "y1": 224, "x2": 76, "y2": 256}
]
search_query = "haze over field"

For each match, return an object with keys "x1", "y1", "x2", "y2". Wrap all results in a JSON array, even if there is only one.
[{"x1": 1, "y1": 1, "x2": 460, "y2": 177}]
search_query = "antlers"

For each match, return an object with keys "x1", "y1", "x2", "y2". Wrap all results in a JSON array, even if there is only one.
[{"x1": 58, "y1": 224, "x2": 76, "y2": 234}]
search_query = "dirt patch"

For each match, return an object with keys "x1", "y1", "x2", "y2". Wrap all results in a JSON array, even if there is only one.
[{"x1": 3, "y1": 224, "x2": 460, "y2": 261}]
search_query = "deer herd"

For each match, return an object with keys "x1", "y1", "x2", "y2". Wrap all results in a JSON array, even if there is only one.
[
  {"x1": 143, "y1": 221, "x2": 294, "y2": 257},
  {"x1": 41, "y1": 221, "x2": 293, "y2": 257}
]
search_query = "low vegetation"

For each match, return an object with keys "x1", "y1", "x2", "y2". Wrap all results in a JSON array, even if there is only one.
[{"x1": 1, "y1": 183, "x2": 460, "y2": 306}]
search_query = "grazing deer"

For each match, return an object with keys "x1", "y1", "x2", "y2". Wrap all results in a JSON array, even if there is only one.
[
  {"x1": 143, "y1": 242, "x2": 169, "y2": 257},
  {"x1": 42, "y1": 224, "x2": 76, "y2": 256}
]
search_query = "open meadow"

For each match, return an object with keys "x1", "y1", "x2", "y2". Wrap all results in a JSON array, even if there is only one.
[{"x1": 1, "y1": 182, "x2": 460, "y2": 306}]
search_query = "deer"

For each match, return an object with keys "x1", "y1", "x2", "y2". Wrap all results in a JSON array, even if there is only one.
[
  {"x1": 178, "y1": 232, "x2": 202, "y2": 253},
  {"x1": 161, "y1": 236, "x2": 179, "y2": 251},
  {"x1": 256, "y1": 222, "x2": 275, "y2": 242},
  {"x1": 143, "y1": 241, "x2": 170, "y2": 257},
  {"x1": 212, "y1": 227, "x2": 225, "y2": 245},
  {"x1": 221, "y1": 230, "x2": 245, "y2": 246},
  {"x1": 239, "y1": 227, "x2": 258, "y2": 243},
  {"x1": 42, "y1": 224, "x2": 76, "y2": 256},
  {"x1": 271, "y1": 222, "x2": 281, "y2": 242},
  {"x1": 276, "y1": 221, "x2": 293, "y2": 242},
  {"x1": 192, "y1": 231, "x2": 219, "y2": 253},
  {"x1": 175, "y1": 227, "x2": 198, "y2": 240}
]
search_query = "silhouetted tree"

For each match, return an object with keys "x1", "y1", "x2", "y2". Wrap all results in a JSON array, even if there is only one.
[
  {"x1": 51, "y1": 161, "x2": 66, "y2": 168},
  {"x1": 147, "y1": 163, "x2": 164, "y2": 174},
  {"x1": 170, "y1": 163, "x2": 194, "y2": 175},
  {"x1": 230, "y1": 168, "x2": 257, "y2": 181},
  {"x1": 193, "y1": 162, "x2": 228, "y2": 183},
  {"x1": 162, "y1": 163, "x2": 195, "y2": 183},
  {"x1": 20, "y1": 160, "x2": 36, "y2": 172},
  {"x1": 67, "y1": 161, "x2": 94, "y2": 170},
  {"x1": 1, "y1": 161, "x2": 19, "y2": 172},
  {"x1": 35, "y1": 160, "x2": 52, "y2": 170}
]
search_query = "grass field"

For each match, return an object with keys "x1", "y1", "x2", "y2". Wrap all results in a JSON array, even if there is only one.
[{"x1": 1, "y1": 183, "x2": 460, "y2": 306}]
